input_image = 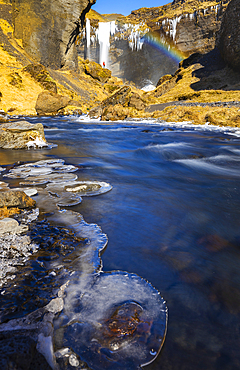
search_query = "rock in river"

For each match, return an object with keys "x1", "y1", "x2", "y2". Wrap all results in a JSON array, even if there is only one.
[
  {"x1": 0, "y1": 190, "x2": 36, "y2": 209},
  {"x1": 0, "y1": 121, "x2": 47, "y2": 149}
]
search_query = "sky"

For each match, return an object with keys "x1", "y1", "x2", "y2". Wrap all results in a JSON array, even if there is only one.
[{"x1": 92, "y1": 0, "x2": 169, "y2": 16}]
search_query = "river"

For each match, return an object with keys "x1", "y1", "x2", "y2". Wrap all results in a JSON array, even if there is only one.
[{"x1": 1, "y1": 116, "x2": 240, "y2": 370}]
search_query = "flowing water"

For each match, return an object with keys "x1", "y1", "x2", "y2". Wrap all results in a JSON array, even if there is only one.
[{"x1": 1, "y1": 116, "x2": 240, "y2": 369}]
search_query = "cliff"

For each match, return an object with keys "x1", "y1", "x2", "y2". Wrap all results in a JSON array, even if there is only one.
[
  {"x1": 128, "y1": 0, "x2": 230, "y2": 56},
  {"x1": 217, "y1": 0, "x2": 240, "y2": 71},
  {"x1": 12, "y1": 0, "x2": 96, "y2": 69}
]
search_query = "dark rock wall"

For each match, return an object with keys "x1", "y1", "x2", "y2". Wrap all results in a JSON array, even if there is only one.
[
  {"x1": 217, "y1": 0, "x2": 240, "y2": 70},
  {"x1": 175, "y1": 11, "x2": 223, "y2": 55},
  {"x1": 12, "y1": 0, "x2": 95, "y2": 69}
]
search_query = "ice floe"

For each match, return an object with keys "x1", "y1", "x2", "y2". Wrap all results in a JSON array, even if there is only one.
[{"x1": 56, "y1": 271, "x2": 167, "y2": 370}]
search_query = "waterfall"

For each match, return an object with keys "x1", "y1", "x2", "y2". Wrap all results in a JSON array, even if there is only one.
[
  {"x1": 96, "y1": 21, "x2": 116, "y2": 68},
  {"x1": 86, "y1": 18, "x2": 91, "y2": 48}
]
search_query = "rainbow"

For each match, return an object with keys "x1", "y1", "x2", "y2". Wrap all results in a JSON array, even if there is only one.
[{"x1": 143, "y1": 31, "x2": 186, "y2": 63}]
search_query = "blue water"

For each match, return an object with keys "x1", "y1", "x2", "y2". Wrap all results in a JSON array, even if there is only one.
[{"x1": 1, "y1": 117, "x2": 240, "y2": 369}]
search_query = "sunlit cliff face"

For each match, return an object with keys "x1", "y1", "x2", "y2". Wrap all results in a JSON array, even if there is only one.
[{"x1": 12, "y1": 0, "x2": 96, "y2": 69}]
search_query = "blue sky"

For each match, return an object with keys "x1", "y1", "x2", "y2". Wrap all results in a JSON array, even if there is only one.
[{"x1": 92, "y1": 0, "x2": 169, "y2": 16}]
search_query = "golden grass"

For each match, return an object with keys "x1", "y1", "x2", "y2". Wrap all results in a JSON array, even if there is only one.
[
  {"x1": 0, "y1": 206, "x2": 20, "y2": 219},
  {"x1": 147, "y1": 65, "x2": 240, "y2": 104},
  {"x1": 151, "y1": 106, "x2": 240, "y2": 127}
]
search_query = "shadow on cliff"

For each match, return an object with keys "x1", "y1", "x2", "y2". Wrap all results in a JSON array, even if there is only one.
[{"x1": 186, "y1": 49, "x2": 240, "y2": 91}]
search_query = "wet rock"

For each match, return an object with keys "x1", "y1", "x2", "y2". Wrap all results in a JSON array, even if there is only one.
[
  {"x1": 23, "y1": 64, "x2": 58, "y2": 93},
  {"x1": 0, "y1": 218, "x2": 28, "y2": 235},
  {"x1": 0, "y1": 232, "x2": 38, "y2": 287},
  {"x1": 85, "y1": 60, "x2": 111, "y2": 83},
  {"x1": 0, "y1": 335, "x2": 52, "y2": 370},
  {"x1": 0, "y1": 121, "x2": 47, "y2": 149},
  {"x1": 217, "y1": 0, "x2": 240, "y2": 71},
  {"x1": 0, "y1": 190, "x2": 36, "y2": 208},
  {"x1": 35, "y1": 91, "x2": 71, "y2": 115}
]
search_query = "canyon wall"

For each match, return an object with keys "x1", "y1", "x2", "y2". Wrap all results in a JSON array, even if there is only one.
[{"x1": 12, "y1": 0, "x2": 96, "y2": 69}]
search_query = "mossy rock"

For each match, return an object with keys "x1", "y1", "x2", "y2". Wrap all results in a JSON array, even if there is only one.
[
  {"x1": 104, "y1": 84, "x2": 120, "y2": 94},
  {"x1": 85, "y1": 61, "x2": 111, "y2": 83},
  {"x1": 23, "y1": 64, "x2": 57, "y2": 93},
  {"x1": 8, "y1": 72, "x2": 22, "y2": 88}
]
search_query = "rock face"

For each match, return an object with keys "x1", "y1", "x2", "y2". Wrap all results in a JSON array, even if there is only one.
[
  {"x1": 0, "y1": 121, "x2": 47, "y2": 149},
  {"x1": 13, "y1": 0, "x2": 96, "y2": 69},
  {"x1": 217, "y1": 0, "x2": 240, "y2": 71}
]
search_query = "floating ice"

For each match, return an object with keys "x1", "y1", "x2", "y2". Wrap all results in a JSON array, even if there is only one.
[
  {"x1": 19, "y1": 173, "x2": 78, "y2": 186},
  {"x1": 47, "y1": 180, "x2": 112, "y2": 200},
  {"x1": 19, "y1": 159, "x2": 65, "y2": 168},
  {"x1": 4, "y1": 167, "x2": 53, "y2": 179},
  {"x1": 0, "y1": 167, "x2": 5, "y2": 173},
  {"x1": 13, "y1": 188, "x2": 38, "y2": 197},
  {"x1": 56, "y1": 271, "x2": 167, "y2": 370}
]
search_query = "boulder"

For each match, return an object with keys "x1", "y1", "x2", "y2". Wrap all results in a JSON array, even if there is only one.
[
  {"x1": 0, "y1": 190, "x2": 36, "y2": 209},
  {"x1": 217, "y1": 0, "x2": 240, "y2": 71},
  {"x1": 85, "y1": 61, "x2": 111, "y2": 83},
  {"x1": 89, "y1": 86, "x2": 146, "y2": 120},
  {"x1": 23, "y1": 64, "x2": 57, "y2": 93},
  {"x1": 0, "y1": 121, "x2": 47, "y2": 149},
  {"x1": 101, "y1": 104, "x2": 128, "y2": 121},
  {"x1": 35, "y1": 91, "x2": 71, "y2": 115},
  {"x1": 13, "y1": 0, "x2": 96, "y2": 70}
]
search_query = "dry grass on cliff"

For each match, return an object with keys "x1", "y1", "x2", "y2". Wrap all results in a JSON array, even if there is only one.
[
  {"x1": 150, "y1": 106, "x2": 240, "y2": 127},
  {"x1": 147, "y1": 64, "x2": 240, "y2": 104}
]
